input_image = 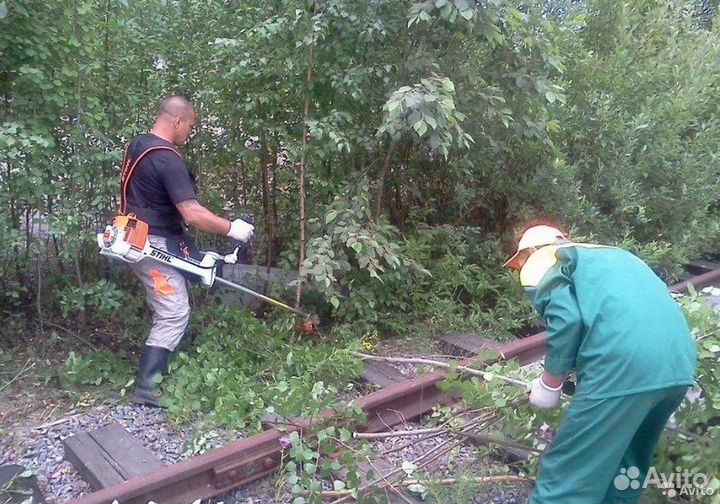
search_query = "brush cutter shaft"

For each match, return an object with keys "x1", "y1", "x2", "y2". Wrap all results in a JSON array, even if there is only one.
[{"x1": 214, "y1": 277, "x2": 307, "y2": 317}]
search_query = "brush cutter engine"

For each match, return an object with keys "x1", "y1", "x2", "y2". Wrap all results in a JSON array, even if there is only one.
[
  {"x1": 97, "y1": 215, "x2": 316, "y2": 325},
  {"x1": 97, "y1": 215, "x2": 233, "y2": 287}
]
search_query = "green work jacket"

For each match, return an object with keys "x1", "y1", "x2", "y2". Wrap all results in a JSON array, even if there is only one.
[{"x1": 521, "y1": 243, "x2": 696, "y2": 399}]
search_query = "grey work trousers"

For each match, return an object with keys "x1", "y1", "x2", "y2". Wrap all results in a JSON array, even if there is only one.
[{"x1": 130, "y1": 235, "x2": 190, "y2": 351}]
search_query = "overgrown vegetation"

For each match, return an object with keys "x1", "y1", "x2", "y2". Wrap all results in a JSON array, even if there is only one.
[
  {"x1": 656, "y1": 287, "x2": 720, "y2": 502},
  {"x1": 2, "y1": 1, "x2": 720, "y2": 501},
  {"x1": 3, "y1": 0, "x2": 720, "y2": 341},
  {"x1": 159, "y1": 305, "x2": 363, "y2": 431}
]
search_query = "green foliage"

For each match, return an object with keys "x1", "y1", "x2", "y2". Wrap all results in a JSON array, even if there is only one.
[
  {"x1": 409, "y1": 0, "x2": 477, "y2": 26},
  {"x1": 654, "y1": 287, "x2": 720, "y2": 502},
  {"x1": 54, "y1": 278, "x2": 140, "y2": 320},
  {"x1": 161, "y1": 305, "x2": 362, "y2": 431},
  {"x1": 303, "y1": 193, "x2": 539, "y2": 337},
  {"x1": 378, "y1": 75, "x2": 473, "y2": 158},
  {"x1": 390, "y1": 227, "x2": 538, "y2": 338},
  {"x1": 615, "y1": 236, "x2": 689, "y2": 282},
  {"x1": 1, "y1": 0, "x2": 150, "y2": 328},
  {"x1": 0, "y1": 0, "x2": 568, "y2": 332},
  {"x1": 2, "y1": 0, "x2": 720, "y2": 410},
  {"x1": 278, "y1": 424, "x2": 371, "y2": 504},
  {"x1": 551, "y1": 0, "x2": 720, "y2": 256},
  {"x1": 0, "y1": 467, "x2": 37, "y2": 502},
  {"x1": 301, "y1": 180, "x2": 431, "y2": 330},
  {"x1": 60, "y1": 348, "x2": 134, "y2": 388}
]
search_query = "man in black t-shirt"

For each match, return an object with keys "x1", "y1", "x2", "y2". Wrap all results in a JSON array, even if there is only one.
[
  {"x1": 123, "y1": 132, "x2": 197, "y2": 237},
  {"x1": 124, "y1": 96, "x2": 254, "y2": 407}
]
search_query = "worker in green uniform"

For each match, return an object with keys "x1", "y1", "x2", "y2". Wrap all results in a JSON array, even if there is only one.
[{"x1": 503, "y1": 225, "x2": 696, "y2": 504}]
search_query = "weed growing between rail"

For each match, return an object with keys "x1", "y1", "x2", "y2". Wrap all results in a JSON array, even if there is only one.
[
  {"x1": 276, "y1": 422, "x2": 369, "y2": 503},
  {"x1": 272, "y1": 403, "x2": 533, "y2": 504},
  {"x1": 160, "y1": 304, "x2": 363, "y2": 432}
]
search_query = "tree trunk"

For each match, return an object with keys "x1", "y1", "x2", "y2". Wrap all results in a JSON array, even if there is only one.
[
  {"x1": 295, "y1": 5, "x2": 316, "y2": 311},
  {"x1": 373, "y1": 141, "x2": 396, "y2": 222},
  {"x1": 260, "y1": 131, "x2": 274, "y2": 279},
  {"x1": 237, "y1": 157, "x2": 247, "y2": 207},
  {"x1": 269, "y1": 139, "x2": 279, "y2": 271}
]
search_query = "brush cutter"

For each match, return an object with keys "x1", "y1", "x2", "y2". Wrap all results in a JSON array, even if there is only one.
[{"x1": 97, "y1": 215, "x2": 318, "y2": 331}]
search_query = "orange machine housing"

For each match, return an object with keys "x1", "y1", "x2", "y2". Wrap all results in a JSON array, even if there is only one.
[{"x1": 113, "y1": 215, "x2": 149, "y2": 250}]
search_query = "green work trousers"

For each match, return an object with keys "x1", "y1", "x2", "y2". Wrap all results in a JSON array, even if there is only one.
[{"x1": 529, "y1": 385, "x2": 688, "y2": 504}]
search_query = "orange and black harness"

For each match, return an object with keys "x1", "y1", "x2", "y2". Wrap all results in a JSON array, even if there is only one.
[
  {"x1": 118, "y1": 139, "x2": 202, "y2": 272},
  {"x1": 119, "y1": 143, "x2": 182, "y2": 216}
]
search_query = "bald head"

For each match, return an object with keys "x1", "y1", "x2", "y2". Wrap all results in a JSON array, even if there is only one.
[
  {"x1": 151, "y1": 96, "x2": 196, "y2": 146},
  {"x1": 157, "y1": 96, "x2": 194, "y2": 120}
]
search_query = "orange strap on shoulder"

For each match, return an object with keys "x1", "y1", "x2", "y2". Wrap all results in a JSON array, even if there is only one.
[{"x1": 119, "y1": 145, "x2": 182, "y2": 215}]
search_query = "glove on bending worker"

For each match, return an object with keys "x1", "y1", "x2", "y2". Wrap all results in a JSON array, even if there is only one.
[
  {"x1": 503, "y1": 225, "x2": 696, "y2": 504},
  {"x1": 120, "y1": 96, "x2": 254, "y2": 407}
]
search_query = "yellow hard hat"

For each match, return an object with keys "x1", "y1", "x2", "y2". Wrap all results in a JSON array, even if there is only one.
[{"x1": 503, "y1": 225, "x2": 566, "y2": 269}]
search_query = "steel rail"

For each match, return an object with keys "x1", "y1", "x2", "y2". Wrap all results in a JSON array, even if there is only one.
[
  {"x1": 67, "y1": 269, "x2": 714, "y2": 504},
  {"x1": 669, "y1": 266, "x2": 720, "y2": 294},
  {"x1": 67, "y1": 334, "x2": 545, "y2": 504}
]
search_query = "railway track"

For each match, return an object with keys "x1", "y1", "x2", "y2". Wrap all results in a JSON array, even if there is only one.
[{"x1": 65, "y1": 267, "x2": 720, "y2": 504}]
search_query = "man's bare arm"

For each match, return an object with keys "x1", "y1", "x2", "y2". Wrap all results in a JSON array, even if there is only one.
[{"x1": 176, "y1": 199, "x2": 231, "y2": 235}]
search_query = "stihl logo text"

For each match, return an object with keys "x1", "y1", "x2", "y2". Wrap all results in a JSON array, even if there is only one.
[{"x1": 150, "y1": 249, "x2": 173, "y2": 263}]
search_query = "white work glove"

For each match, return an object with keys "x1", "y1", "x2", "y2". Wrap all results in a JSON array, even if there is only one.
[
  {"x1": 227, "y1": 218, "x2": 254, "y2": 243},
  {"x1": 529, "y1": 376, "x2": 563, "y2": 409}
]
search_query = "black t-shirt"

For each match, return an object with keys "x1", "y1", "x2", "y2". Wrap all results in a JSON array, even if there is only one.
[{"x1": 125, "y1": 133, "x2": 197, "y2": 236}]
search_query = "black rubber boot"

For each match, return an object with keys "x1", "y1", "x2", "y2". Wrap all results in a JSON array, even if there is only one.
[{"x1": 133, "y1": 345, "x2": 171, "y2": 407}]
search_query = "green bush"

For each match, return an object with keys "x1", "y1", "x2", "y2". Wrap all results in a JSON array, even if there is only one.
[
  {"x1": 161, "y1": 305, "x2": 363, "y2": 431},
  {"x1": 300, "y1": 186, "x2": 539, "y2": 337},
  {"x1": 551, "y1": 1, "x2": 720, "y2": 257},
  {"x1": 654, "y1": 287, "x2": 720, "y2": 502},
  {"x1": 53, "y1": 278, "x2": 141, "y2": 320},
  {"x1": 300, "y1": 180, "x2": 432, "y2": 334},
  {"x1": 393, "y1": 227, "x2": 539, "y2": 339},
  {"x1": 60, "y1": 348, "x2": 134, "y2": 388}
]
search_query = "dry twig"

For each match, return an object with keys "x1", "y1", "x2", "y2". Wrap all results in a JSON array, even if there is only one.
[
  {"x1": 311, "y1": 475, "x2": 530, "y2": 498},
  {"x1": 0, "y1": 359, "x2": 36, "y2": 392},
  {"x1": 35, "y1": 318, "x2": 97, "y2": 350},
  {"x1": 353, "y1": 426, "x2": 444, "y2": 439},
  {"x1": 351, "y1": 352, "x2": 528, "y2": 388}
]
